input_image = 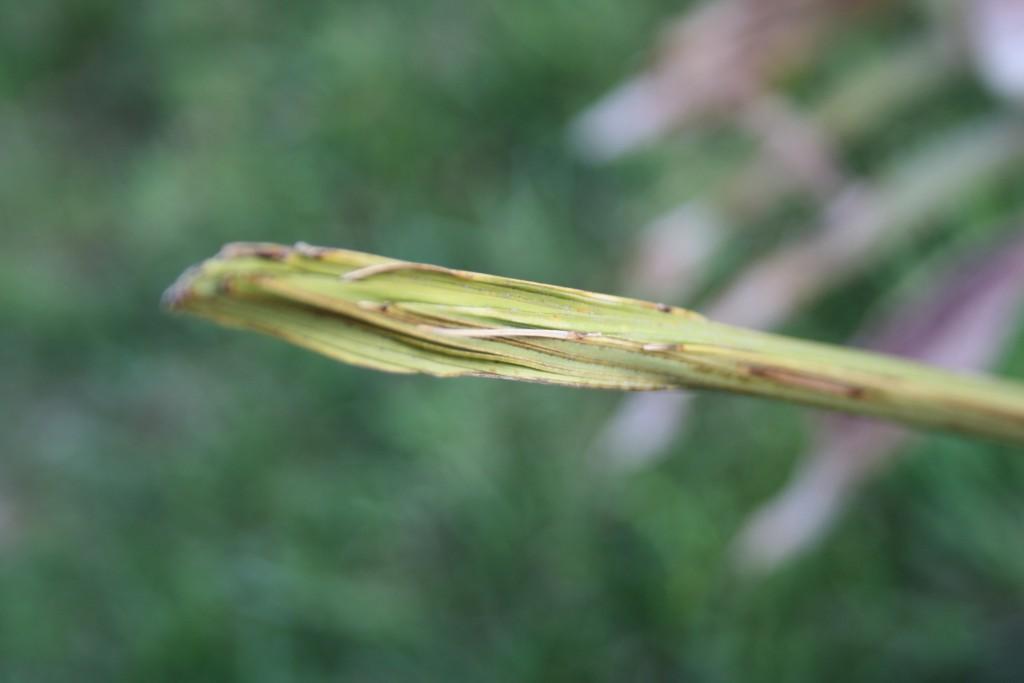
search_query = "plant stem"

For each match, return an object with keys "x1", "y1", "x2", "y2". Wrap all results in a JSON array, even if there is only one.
[{"x1": 165, "y1": 242, "x2": 1024, "y2": 444}]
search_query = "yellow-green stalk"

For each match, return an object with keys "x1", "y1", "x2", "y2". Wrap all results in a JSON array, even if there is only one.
[{"x1": 164, "y1": 242, "x2": 1024, "y2": 443}]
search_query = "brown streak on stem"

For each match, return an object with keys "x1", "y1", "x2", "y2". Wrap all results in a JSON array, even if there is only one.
[
  {"x1": 218, "y1": 242, "x2": 291, "y2": 261},
  {"x1": 747, "y1": 365, "x2": 866, "y2": 399}
]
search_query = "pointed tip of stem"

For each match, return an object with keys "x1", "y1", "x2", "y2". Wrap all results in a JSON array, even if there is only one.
[
  {"x1": 161, "y1": 242, "x2": 282, "y2": 311},
  {"x1": 161, "y1": 266, "x2": 198, "y2": 311}
]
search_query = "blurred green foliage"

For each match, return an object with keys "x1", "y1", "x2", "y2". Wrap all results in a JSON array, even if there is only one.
[{"x1": 3, "y1": 1, "x2": 1024, "y2": 681}]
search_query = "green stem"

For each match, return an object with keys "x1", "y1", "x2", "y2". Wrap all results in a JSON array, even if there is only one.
[{"x1": 165, "y1": 242, "x2": 1024, "y2": 444}]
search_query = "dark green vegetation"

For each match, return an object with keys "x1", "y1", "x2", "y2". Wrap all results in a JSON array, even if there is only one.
[{"x1": 4, "y1": 1, "x2": 1024, "y2": 681}]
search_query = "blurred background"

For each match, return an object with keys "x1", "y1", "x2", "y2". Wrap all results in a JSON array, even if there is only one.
[{"x1": 4, "y1": 0, "x2": 1024, "y2": 680}]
